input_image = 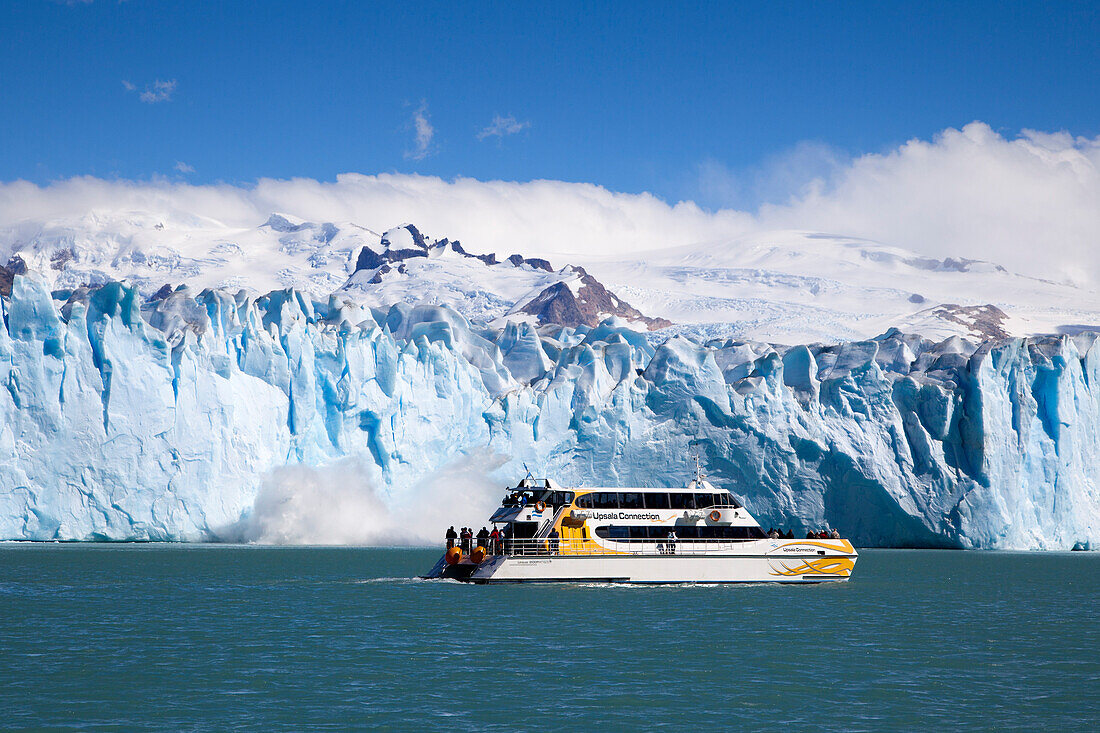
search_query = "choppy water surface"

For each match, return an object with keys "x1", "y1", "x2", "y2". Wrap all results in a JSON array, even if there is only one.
[{"x1": 1, "y1": 546, "x2": 1097, "y2": 730}]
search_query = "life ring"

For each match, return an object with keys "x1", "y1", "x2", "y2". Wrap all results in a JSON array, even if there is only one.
[
  {"x1": 709, "y1": 509, "x2": 722, "y2": 522},
  {"x1": 535, "y1": 500, "x2": 546, "y2": 512}
]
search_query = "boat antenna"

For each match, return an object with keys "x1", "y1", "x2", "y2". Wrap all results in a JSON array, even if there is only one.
[{"x1": 688, "y1": 439, "x2": 705, "y2": 484}]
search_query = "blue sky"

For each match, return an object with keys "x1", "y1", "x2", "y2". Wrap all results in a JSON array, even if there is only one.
[{"x1": 2, "y1": 1, "x2": 1097, "y2": 208}]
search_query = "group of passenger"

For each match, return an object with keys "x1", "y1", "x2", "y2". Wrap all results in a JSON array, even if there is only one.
[
  {"x1": 445, "y1": 525, "x2": 509, "y2": 555},
  {"x1": 765, "y1": 527, "x2": 841, "y2": 540},
  {"x1": 500, "y1": 492, "x2": 529, "y2": 508}
]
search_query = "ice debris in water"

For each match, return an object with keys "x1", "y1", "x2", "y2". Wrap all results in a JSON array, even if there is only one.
[{"x1": 0, "y1": 273, "x2": 1097, "y2": 549}]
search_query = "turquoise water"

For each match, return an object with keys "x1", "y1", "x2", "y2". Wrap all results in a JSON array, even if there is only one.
[{"x1": 1, "y1": 546, "x2": 1097, "y2": 731}]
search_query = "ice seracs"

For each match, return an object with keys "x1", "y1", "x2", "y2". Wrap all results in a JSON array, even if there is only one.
[{"x1": 0, "y1": 273, "x2": 1097, "y2": 549}]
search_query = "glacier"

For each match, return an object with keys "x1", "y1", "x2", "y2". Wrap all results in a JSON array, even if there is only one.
[{"x1": 0, "y1": 274, "x2": 1097, "y2": 549}]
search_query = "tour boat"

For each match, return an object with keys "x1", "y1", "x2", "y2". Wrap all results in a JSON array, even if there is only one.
[{"x1": 423, "y1": 474, "x2": 858, "y2": 584}]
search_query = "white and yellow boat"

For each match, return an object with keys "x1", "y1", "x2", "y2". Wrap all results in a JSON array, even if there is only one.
[{"x1": 424, "y1": 475, "x2": 858, "y2": 584}]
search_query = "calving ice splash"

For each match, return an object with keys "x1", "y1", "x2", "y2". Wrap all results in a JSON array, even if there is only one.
[{"x1": 424, "y1": 469, "x2": 857, "y2": 584}]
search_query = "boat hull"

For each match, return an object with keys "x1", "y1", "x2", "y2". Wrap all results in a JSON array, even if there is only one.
[{"x1": 426, "y1": 540, "x2": 858, "y2": 584}]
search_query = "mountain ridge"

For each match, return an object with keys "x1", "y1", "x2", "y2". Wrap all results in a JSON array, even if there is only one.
[{"x1": 2, "y1": 212, "x2": 1098, "y2": 343}]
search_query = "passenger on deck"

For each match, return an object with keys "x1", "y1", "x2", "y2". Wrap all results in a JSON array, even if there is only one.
[
  {"x1": 548, "y1": 527, "x2": 560, "y2": 554},
  {"x1": 806, "y1": 531, "x2": 816, "y2": 539},
  {"x1": 767, "y1": 528, "x2": 780, "y2": 539},
  {"x1": 489, "y1": 527, "x2": 500, "y2": 554},
  {"x1": 518, "y1": 494, "x2": 528, "y2": 508},
  {"x1": 477, "y1": 527, "x2": 489, "y2": 549},
  {"x1": 667, "y1": 530, "x2": 677, "y2": 555},
  {"x1": 445, "y1": 526, "x2": 457, "y2": 549},
  {"x1": 784, "y1": 529, "x2": 794, "y2": 539},
  {"x1": 830, "y1": 528, "x2": 841, "y2": 539},
  {"x1": 817, "y1": 529, "x2": 830, "y2": 539},
  {"x1": 460, "y1": 527, "x2": 472, "y2": 553}
]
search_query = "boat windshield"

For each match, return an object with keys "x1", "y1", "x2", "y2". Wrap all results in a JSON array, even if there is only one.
[{"x1": 501, "y1": 489, "x2": 575, "y2": 507}]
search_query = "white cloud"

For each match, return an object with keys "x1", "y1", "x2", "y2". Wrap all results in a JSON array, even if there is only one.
[
  {"x1": 696, "y1": 140, "x2": 849, "y2": 210},
  {"x1": 477, "y1": 114, "x2": 530, "y2": 141},
  {"x1": 123, "y1": 79, "x2": 176, "y2": 103},
  {"x1": 404, "y1": 102, "x2": 434, "y2": 161},
  {"x1": 139, "y1": 79, "x2": 176, "y2": 103},
  {"x1": 1, "y1": 123, "x2": 1097, "y2": 285},
  {"x1": 174, "y1": 161, "x2": 195, "y2": 174},
  {"x1": 757, "y1": 123, "x2": 1100, "y2": 285}
]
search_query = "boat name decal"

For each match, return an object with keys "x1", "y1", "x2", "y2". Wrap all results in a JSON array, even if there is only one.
[{"x1": 587, "y1": 511, "x2": 663, "y2": 521}]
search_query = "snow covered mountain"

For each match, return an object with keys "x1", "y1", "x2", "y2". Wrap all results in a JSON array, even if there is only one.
[
  {"x1": 582, "y1": 230, "x2": 1100, "y2": 344},
  {"x1": 0, "y1": 214, "x2": 667, "y2": 330},
  {"x1": 4, "y1": 212, "x2": 1098, "y2": 343},
  {"x1": 340, "y1": 223, "x2": 669, "y2": 329},
  {"x1": 0, "y1": 274, "x2": 1096, "y2": 548}
]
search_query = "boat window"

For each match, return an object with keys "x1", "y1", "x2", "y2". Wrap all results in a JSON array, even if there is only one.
[
  {"x1": 676, "y1": 493, "x2": 701, "y2": 509},
  {"x1": 693, "y1": 493, "x2": 715, "y2": 509},
  {"x1": 575, "y1": 493, "x2": 594, "y2": 508},
  {"x1": 595, "y1": 525, "x2": 633, "y2": 539},
  {"x1": 593, "y1": 525, "x2": 766, "y2": 541},
  {"x1": 543, "y1": 490, "x2": 574, "y2": 506},
  {"x1": 620, "y1": 492, "x2": 644, "y2": 509},
  {"x1": 643, "y1": 492, "x2": 670, "y2": 509},
  {"x1": 669, "y1": 492, "x2": 691, "y2": 509},
  {"x1": 593, "y1": 492, "x2": 621, "y2": 509}
]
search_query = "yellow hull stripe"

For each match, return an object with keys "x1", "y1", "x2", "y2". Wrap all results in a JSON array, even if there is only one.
[{"x1": 769, "y1": 556, "x2": 855, "y2": 577}]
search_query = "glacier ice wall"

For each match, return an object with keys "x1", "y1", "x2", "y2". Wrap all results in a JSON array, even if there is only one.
[{"x1": 1, "y1": 275, "x2": 1097, "y2": 549}]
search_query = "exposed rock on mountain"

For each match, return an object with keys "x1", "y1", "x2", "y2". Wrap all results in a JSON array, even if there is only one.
[
  {"x1": 1, "y1": 255, "x2": 26, "y2": 296},
  {"x1": 345, "y1": 226, "x2": 669, "y2": 330},
  {"x1": 890, "y1": 303, "x2": 1012, "y2": 343},
  {"x1": 514, "y1": 266, "x2": 672, "y2": 330}
]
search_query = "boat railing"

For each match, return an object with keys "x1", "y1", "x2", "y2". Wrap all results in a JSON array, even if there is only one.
[{"x1": 451, "y1": 537, "x2": 765, "y2": 557}]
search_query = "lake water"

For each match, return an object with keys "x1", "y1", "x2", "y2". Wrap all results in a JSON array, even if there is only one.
[{"x1": 1, "y1": 546, "x2": 1097, "y2": 730}]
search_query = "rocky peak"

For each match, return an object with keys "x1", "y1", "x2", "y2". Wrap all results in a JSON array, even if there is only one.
[
  {"x1": 0, "y1": 255, "x2": 27, "y2": 297},
  {"x1": 346, "y1": 224, "x2": 672, "y2": 331},
  {"x1": 351, "y1": 224, "x2": 555, "y2": 275},
  {"x1": 516, "y1": 265, "x2": 671, "y2": 331}
]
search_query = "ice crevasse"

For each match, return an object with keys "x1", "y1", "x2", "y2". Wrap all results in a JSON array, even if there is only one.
[{"x1": 0, "y1": 274, "x2": 1096, "y2": 549}]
